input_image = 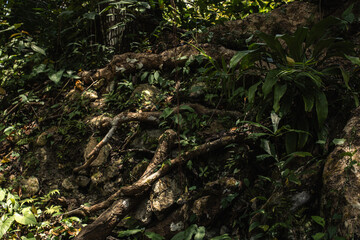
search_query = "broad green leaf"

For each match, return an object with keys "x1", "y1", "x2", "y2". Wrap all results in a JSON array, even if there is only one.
[
  {"x1": 273, "y1": 84, "x2": 287, "y2": 112},
  {"x1": 179, "y1": 105, "x2": 195, "y2": 112},
  {"x1": 154, "y1": 71, "x2": 160, "y2": 81},
  {"x1": 302, "y1": 93, "x2": 314, "y2": 112},
  {"x1": 0, "y1": 216, "x2": 14, "y2": 239},
  {"x1": 307, "y1": 17, "x2": 340, "y2": 46},
  {"x1": 289, "y1": 152, "x2": 312, "y2": 157},
  {"x1": 170, "y1": 225, "x2": 198, "y2": 240},
  {"x1": 31, "y1": 44, "x2": 46, "y2": 56},
  {"x1": 229, "y1": 50, "x2": 254, "y2": 68},
  {"x1": 14, "y1": 208, "x2": 37, "y2": 225},
  {"x1": 332, "y1": 138, "x2": 346, "y2": 146},
  {"x1": 262, "y1": 70, "x2": 279, "y2": 98},
  {"x1": 353, "y1": 94, "x2": 359, "y2": 107},
  {"x1": 184, "y1": 224, "x2": 198, "y2": 240},
  {"x1": 145, "y1": 231, "x2": 165, "y2": 240},
  {"x1": 312, "y1": 232, "x2": 325, "y2": 240},
  {"x1": 171, "y1": 231, "x2": 185, "y2": 240},
  {"x1": 83, "y1": 12, "x2": 97, "y2": 20},
  {"x1": 48, "y1": 69, "x2": 65, "y2": 84},
  {"x1": 32, "y1": 64, "x2": 47, "y2": 75},
  {"x1": 342, "y1": 3, "x2": 355, "y2": 23},
  {"x1": 296, "y1": 115, "x2": 310, "y2": 149},
  {"x1": 257, "y1": 32, "x2": 286, "y2": 60},
  {"x1": 345, "y1": 54, "x2": 360, "y2": 66},
  {"x1": 117, "y1": 229, "x2": 143, "y2": 237},
  {"x1": 315, "y1": 91, "x2": 328, "y2": 127},
  {"x1": 280, "y1": 27, "x2": 308, "y2": 61},
  {"x1": 194, "y1": 226, "x2": 205, "y2": 240},
  {"x1": 249, "y1": 222, "x2": 260, "y2": 232},
  {"x1": 161, "y1": 107, "x2": 174, "y2": 119},
  {"x1": 248, "y1": 82, "x2": 261, "y2": 104},
  {"x1": 210, "y1": 234, "x2": 232, "y2": 240},
  {"x1": 0, "y1": 25, "x2": 15, "y2": 33},
  {"x1": 0, "y1": 189, "x2": 6, "y2": 201},
  {"x1": 311, "y1": 216, "x2": 325, "y2": 227}
]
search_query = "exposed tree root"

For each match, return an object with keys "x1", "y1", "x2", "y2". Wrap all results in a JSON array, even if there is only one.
[
  {"x1": 78, "y1": 43, "x2": 237, "y2": 84},
  {"x1": 74, "y1": 103, "x2": 241, "y2": 173},
  {"x1": 72, "y1": 126, "x2": 245, "y2": 239}
]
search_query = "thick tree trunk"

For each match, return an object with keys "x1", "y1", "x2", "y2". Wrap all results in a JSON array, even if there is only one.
[{"x1": 322, "y1": 107, "x2": 360, "y2": 238}]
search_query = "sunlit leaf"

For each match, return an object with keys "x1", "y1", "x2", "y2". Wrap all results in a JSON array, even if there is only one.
[
  {"x1": 229, "y1": 50, "x2": 254, "y2": 68},
  {"x1": 14, "y1": 208, "x2": 37, "y2": 225},
  {"x1": 0, "y1": 216, "x2": 14, "y2": 239},
  {"x1": 48, "y1": 69, "x2": 65, "y2": 84},
  {"x1": 311, "y1": 216, "x2": 325, "y2": 227},
  {"x1": 117, "y1": 228, "x2": 143, "y2": 237},
  {"x1": 31, "y1": 44, "x2": 46, "y2": 56},
  {"x1": 145, "y1": 231, "x2": 165, "y2": 240}
]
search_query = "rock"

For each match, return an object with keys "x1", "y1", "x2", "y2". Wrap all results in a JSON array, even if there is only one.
[
  {"x1": 84, "y1": 136, "x2": 112, "y2": 167},
  {"x1": 189, "y1": 81, "x2": 206, "y2": 98},
  {"x1": 93, "y1": 78, "x2": 105, "y2": 90},
  {"x1": 103, "y1": 182, "x2": 116, "y2": 196},
  {"x1": 83, "y1": 90, "x2": 98, "y2": 100},
  {"x1": 35, "y1": 127, "x2": 58, "y2": 146},
  {"x1": 133, "y1": 199, "x2": 153, "y2": 225},
  {"x1": 91, "y1": 171, "x2": 104, "y2": 185},
  {"x1": 105, "y1": 164, "x2": 119, "y2": 180},
  {"x1": 65, "y1": 89, "x2": 98, "y2": 101},
  {"x1": 130, "y1": 160, "x2": 148, "y2": 180},
  {"x1": 191, "y1": 195, "x2": 221, "y2": 225},
  {"x1": 36, "y1": 132, "x2": 47, "y2": 146},
  {"x1": 85, "y1": 114, "x2": 112, "y2": 129},
  {"x1": 76, "y1": 175, "x2": 90, "y2": 188},
  {"x1": 205, "y1": 177, "x2": 242, "y2": 192},
  {"x1": 150, "y1": 175, "x2": 183, "y2": 217},
  {"x1": 220, "y1": 225, "x2": 230, "y2": 235},
  {"x1": 130, "y1": 84, "x2": 160, "y2": 111},
  {"x1": 90, "y1": 98, "x2": 106, "y2": 109},
  {"x1": 146, "y1": 204, "x2": 189, "y2": 239},
  {"x1": 62, "y1": 177, "x2": 77, "y2": 191},
  {"x1": 21, "y1": 177, "x2": 40, "y2": 196},
  {"x1": 130, "y1": 129, "x2": 163, "y2": 149},
  {"x1": 170, "y1": 221, "x2": 184, "y2": 232},
  {"x1": 291, "y1": 191, "x2": 311, "y2": 211},
  {"x1": 65, "y1": 89, "x2": 81, "y2": 101}
]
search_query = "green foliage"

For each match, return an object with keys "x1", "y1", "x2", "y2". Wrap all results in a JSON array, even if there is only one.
[
  {"x1": 0, "y1": 188, "x2": 81, "y2": 239},
  {"x1": 162, "y1": 0, "x2": 294, "y2": 29},
  {"x1": 229, "y1": 16, "x2": 355, "y2": 152}
]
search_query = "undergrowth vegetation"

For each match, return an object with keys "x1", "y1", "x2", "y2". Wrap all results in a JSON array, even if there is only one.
[{"x1": 1, "y1": 0, "x2": 360, "y2": 239}]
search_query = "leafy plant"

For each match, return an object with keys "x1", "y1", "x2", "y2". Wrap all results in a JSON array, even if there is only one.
[{"x1": 232, "y1": 17, "x2": 355, "y2": 152}]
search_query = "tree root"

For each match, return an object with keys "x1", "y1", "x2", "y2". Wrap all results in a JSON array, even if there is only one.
[
  {"x1": 72, "y1": 129, "x2": 245, "y2": 239},
  {"x1": 74, "y1": 103, "x2": 241, "y2": 173}
]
